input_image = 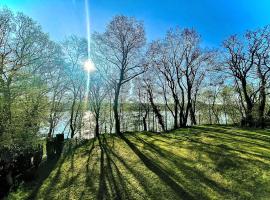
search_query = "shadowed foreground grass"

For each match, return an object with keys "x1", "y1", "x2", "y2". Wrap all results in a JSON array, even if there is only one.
[{"x1": 8, "y1": 126, "x2": 270, "y2": 200}]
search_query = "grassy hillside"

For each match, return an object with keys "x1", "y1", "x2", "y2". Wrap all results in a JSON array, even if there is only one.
[{"x1": 8, "y1": 126, "x2": 270, "y2": 200}]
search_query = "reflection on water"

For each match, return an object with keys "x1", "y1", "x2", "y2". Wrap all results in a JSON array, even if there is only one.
[
  {"x1": 39, "y1": 110, "x2": 229, "y2": 139},
  {"x1": 77, "y1": 111, "x2": 95, "y2": 139},
  {"x1": 39, "y1": 111, "x2": 95, "y2": 139}
]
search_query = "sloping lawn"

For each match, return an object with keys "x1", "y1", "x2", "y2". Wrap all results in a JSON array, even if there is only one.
[{"x1": 8, "y1": 126, "x2": 270, "y2": 200}]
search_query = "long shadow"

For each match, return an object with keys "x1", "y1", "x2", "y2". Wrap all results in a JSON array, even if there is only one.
[
  {"x1": 185, "y1": 136, "x2": 270, "y2": 168},
  {"x1": 103, "y1": 138, "x2": 123, "y2": 200},
  {"x1": 84, "y1": 138, "x2": 97, "y2": 181},
  {"x1": 97, "y1": 135, "x2": 129, "y2": 200},
  {"x1": 26, "y1": 141, "x2": 87, "y2": 199},
  {"x1": 27, "y1": 141, "x2": 85, "y2": 199},
  {"x1": 194, "y1": 126, "x2": 270, "y2": 143},
  {"x1": 63, "y1": 146, "x2": 77, "y2": 200},
  {"x1": 201, "y1": 131, "x2": 270, "y2": 155},
  {"x1": 120, "y1": 134, "x2": 195, "y2": 200},
  {"x1": 98, "y1": 136, "x2": 155, "y2": 199},
  {"x1": 97, "y1": 136, "x2": 107, "y2": 200},
  {"x1": 131, "y1": 132, "x2": 270, "y2": 198},
  {"x1": 41, "y1": 140, "x2": 87, "y2": 200},
  {"x1": 41, "y1": 154, "x2": 69, "y2": 199},
  {"x1": 190, "y1": 128, "x2": 270, "y2": 161},
  {"x1": 27, "y1": 158, "x2": 59, "y2": 200},
  {"x1": 79, "y1": 138, "x2": 97, "y2": 200},
  {"x1": 131, "y1": 134, "x2": 231, "y2": 196},
  {"x1": 163, "y1": 126, "x2": 270, "y2": 162}
]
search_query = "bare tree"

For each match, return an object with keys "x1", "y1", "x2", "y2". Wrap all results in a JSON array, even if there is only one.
[
  {"x1": 44, "y1": 51, "x2": 68, "y2": 138},
  {"x1": 140, "y1": 66, "x2": 166, "y2": 132},
  {"x1": 247, "y1": 26, "x2": 270, "y2": 127},
  {"x1": 148, "y1": 28, "x2": 212, "y2": 128},
  {"x1": 88, "y1": 70, "x2": 109, "y2": 137},
  {"x1": 223, "y1": 32, "x2": 262, "y2": 126},
  {"x1": 94, "y1": 16, "x2": 146, "y2": 135},
  {"x1": 62, "y1": 35, "x2": 87, "y2": 138},
  {"x1": 148, "y1": 40, "x2": 181, "y2": 129}
]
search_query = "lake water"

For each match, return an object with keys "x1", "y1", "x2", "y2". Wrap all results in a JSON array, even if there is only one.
[
  {"x1": 40, "y1": 110, "x2": 229, "y2": 139},
  {"x1": 39, "y1": 111, "x2": 95, "y2": 139}
]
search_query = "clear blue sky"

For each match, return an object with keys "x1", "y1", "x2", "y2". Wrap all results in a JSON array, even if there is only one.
[{"x1": 1, "y1": 0, "x2": 270, "y2": 47}]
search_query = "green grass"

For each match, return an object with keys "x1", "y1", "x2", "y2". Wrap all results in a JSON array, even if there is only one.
[{"x1": 8, "y1": 126, "x2": 270, "y2": 200}]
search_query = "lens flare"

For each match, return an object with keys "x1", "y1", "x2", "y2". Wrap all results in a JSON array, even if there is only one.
[
  {"x1": 84, "y1": 59, "x2": 96, "y2": 73},
  {"x1": 84, "y1": 0, "x2": 91, "y2": 59},
  {"x1": 82, "y1": 0, "x2": 95, "y2": 138}
]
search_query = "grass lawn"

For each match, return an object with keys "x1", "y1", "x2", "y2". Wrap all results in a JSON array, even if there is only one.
[{"x1": 7, "y1": 126, "x2": 270, "y2": 200}]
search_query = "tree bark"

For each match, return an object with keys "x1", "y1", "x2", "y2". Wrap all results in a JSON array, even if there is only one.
[
  {"x1": 183, "y1": 85, "x2": 192, "y2": 127},
  {"x1": 190, "y1": 104, "x2": 197, "y2": 125},
  {"x1": 258, "y1": 79, "x2": 266, "y2": 128},
  {"x1": 173, "y1": 96, "x2": 179, "y2": 129},
  {"x1": 241, "y1": 79, "x2": 254, "y2": 127},
  {"x1": 95, "y1": 115, "x2": 100, "y2": 137},
  {"x1": 142, "y1": 111, "x2": 148, "y2": 131},
  {"x1": 113, "y1": 83, "x2": 121, "y2": 135},
  {"x1": 147, "y1": 88, "x2": 165, "y2": 132},
  {"x1": 70, "y1": 100, "x2": 76, "y2": 138}
]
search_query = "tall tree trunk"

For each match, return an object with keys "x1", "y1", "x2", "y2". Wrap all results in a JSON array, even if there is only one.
[
  {"x1": 179, "y1": 107, "x2": 184, "y2": 127},
  {"x1": 208, "y1": 103, "x2": 212, "y2": 125},
  {"x1": 147, "y1": 88, "x2": 165, "y2": 132},
  {"x1": 152, "y1": 109, "x2": 155, "y2": 131},
  {"x1": 113, "y1": 83, "x2": 121, "y2": 135},
  {"x1": 142, "y1": 111, "x2": 148, "y2": 131},
  {"x1": 190, "y1": 105, "x2": 197, "y2": 125},
  {"x1": 173, "y1": 99, "x2": 178, "y2": 129},
  {"x1": 177, "y1": 72, "x2": 185, "y2": 128},
  {"x1": 95, "y1": 115, "x2": 100, "y2": 137},
  {"x1": 48, "y1": 117, "x2": 54, "y2": 138},
  {"x1": 70, "y1": 99, "x2": 76, "y2": 138},
  {"x1": 183, "y1": 86, "x2": 192, "y2": 127},
  {"x1": 258, "y1": 79, "x2": 266, "y2": 128},
  {"x1": 224, "y1": 111, "x2": 228, "y2": 125},
  {"x1": 109, "y1": 94, "x2": 113, "y2": 134},
  {"x1": 257, "y1": 64, "x2": 266, "y2": 128},
  {"x1": 165, "y1": 104, "x2": 168, "y2": 131},
  {"x1": 241, "y1": 79, "x2": 254, "y2": 127}
]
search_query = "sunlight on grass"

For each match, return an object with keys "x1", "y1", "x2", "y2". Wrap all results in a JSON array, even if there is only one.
[{"x1": 8, "y1": 126, "x2": 270, "y2": 200}]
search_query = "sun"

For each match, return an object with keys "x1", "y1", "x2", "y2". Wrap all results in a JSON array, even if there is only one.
[{"x1": 84, "y1": 59, "x2": 96, "y2": 73}]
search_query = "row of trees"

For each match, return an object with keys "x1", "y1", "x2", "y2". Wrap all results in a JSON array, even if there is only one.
[
  {"x1": 1, "y1": 8, "x2": 270, "y2": 146},
  {"x1": 90, "y1": 16, "x2": 270, "y2": 134}
]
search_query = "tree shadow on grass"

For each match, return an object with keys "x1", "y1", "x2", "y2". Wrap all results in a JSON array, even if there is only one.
[
  {"x1": 160, "y1": 126, "x2": 270, "y2": 163},
  {"x1": 78, "y1": 134, "x2": 151, "y2": 200},
  {"x1": 79, "y1": 138, "x2": 97, "y2": 200},
  {"x1": 27, "y1": 157, "x2": 59, "y2": 200},
  {"x1": 194, "y1": 126, "x2": 270, "y2": 143},
  {"x1": 62, "y1": 139, "x2": 98, "y2": 200},
  {"x1": 133, "y1": 128, "x2": 270, "y2": 199},
  {"x1": 96, "y1": 135, "x2": 130, "y2": 200},
  {"x1": 186, "y1": 135, "x2": 270, "y2": 198},
  {"x1": 97, "y1": 136, "x2": 106, "y2": 200},
  {"x1": 27, "y1": 141, "x2": 83, "y2": 199},
  {"x1": 191, "y1": 127, "x2": 270, "y2": 162},
  {"x1": 26, "y1": 141, "x2": 86, "y2": 199},
  {"x1": 130, "y1": 134, "x2": 232, "y2": 198},
  {"x1": 98, "y1": 135, "x2": 161, "y2": 199},
  {"x1": 120, "y1": 134, "x2": 195, "y2": 200}
]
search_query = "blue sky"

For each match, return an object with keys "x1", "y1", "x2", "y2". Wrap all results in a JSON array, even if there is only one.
[{"x1": 1, "y1": 0, "x2": 270, "y2": 47}]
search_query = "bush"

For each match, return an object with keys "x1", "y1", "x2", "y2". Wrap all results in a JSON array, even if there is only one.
[{"x1": 0, "y1": 145, "x2": 43, "y2": 198}]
